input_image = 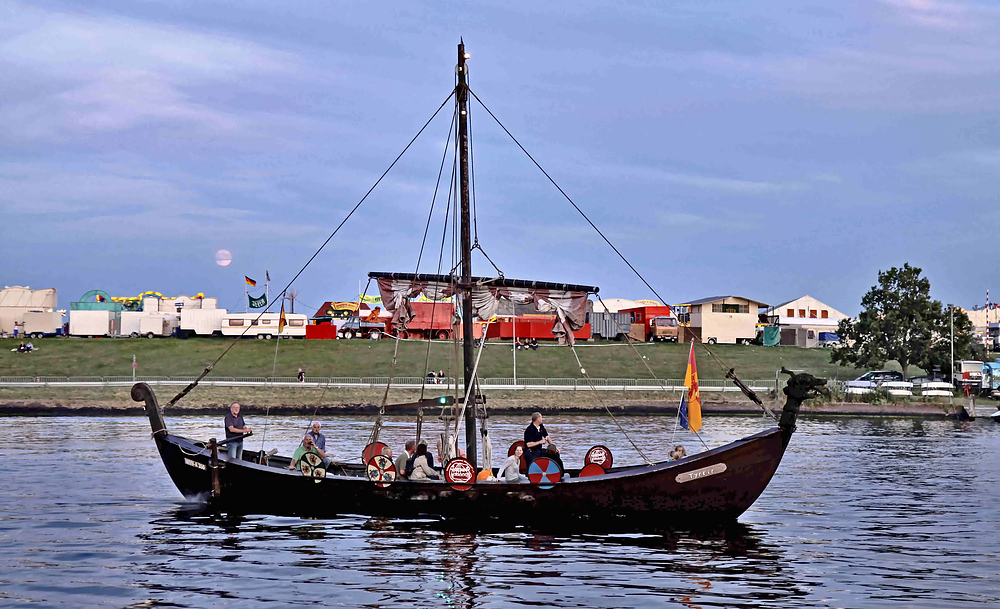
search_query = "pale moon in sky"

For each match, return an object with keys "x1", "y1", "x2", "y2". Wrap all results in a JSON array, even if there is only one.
[{"x1": 215, "y1": 249, "x2": 232, "y2": 267}]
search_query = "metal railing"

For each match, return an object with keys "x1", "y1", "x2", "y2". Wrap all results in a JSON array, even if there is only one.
[{"x1": 0, "y1": 375, "x2": 779, "y2": 392}]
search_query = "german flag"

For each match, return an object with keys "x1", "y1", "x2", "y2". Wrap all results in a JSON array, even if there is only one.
[
  {"x1": 245, "y1": 276, "x2": 257, "y2": 287},
  {"x1": 278, "y1": 302, "x2": 287, "y2": 333}
]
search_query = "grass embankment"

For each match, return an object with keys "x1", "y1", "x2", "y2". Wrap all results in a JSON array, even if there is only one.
[
  {"x1": 1, "y1": 337, "x2": 862, "y2": 380},
  {"x1": 0, "y1": 336, "x2": 871, "y2": 412}
]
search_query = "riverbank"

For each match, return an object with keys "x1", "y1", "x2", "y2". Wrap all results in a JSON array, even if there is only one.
[
  {"x1": 0, "y1": 385, "x2": 966, "y2": 417},
  {"x1": 1, "y1": 336, "x2": 869, "y2": 380}
]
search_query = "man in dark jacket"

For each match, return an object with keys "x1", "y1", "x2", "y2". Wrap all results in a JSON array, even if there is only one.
[{"x1": 523, "y1": 412, "x2": 555, "y2": 465}]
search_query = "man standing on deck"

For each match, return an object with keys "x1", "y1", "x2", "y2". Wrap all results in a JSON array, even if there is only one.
[
  {"x1": 224, "y1": 402, "x2": 251, "y2": 460},
  {"x1": 524, "y1": 412, "x2": 556, "y2": 465}
]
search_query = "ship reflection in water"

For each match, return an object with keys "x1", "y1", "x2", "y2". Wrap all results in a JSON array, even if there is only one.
[{"x1": 137, "y1": 508, "x2": 804, "y2": 608}]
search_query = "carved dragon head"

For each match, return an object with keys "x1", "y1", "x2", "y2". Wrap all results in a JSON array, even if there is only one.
[{"x1": 780, "y1": 367, "x2": 828, "y2": 402}]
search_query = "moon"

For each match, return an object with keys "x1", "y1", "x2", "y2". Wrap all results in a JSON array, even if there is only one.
[{"x1": 215, "y1": 249, "x2": 232, "y2": 267}]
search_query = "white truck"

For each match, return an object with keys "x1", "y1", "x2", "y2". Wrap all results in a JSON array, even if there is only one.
[{"x1": 953, "y1": 360, "x2": 984, "y2": 392}]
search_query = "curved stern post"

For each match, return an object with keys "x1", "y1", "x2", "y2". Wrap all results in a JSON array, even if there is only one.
[
  {"x1": 777, "y1": 368, "x2": 828, "y2": 449},
  {"x1": 131, "y1": 382, "x2": 167, "y2": 437}
]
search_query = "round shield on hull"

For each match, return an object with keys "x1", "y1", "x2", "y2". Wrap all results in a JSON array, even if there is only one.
[
  {"x1": 527, "y1": 457, "x2": 562, "y2": 489},
  {"x1": 584, "y1": 445, "x2": 613, "y2": 469},
  {"x1": 362, "y1": 442, "x2": 389, "y2": 463},
  {"x1": 444, "y1": 457, "x2": 476, "y2": 491},
  {"x1": 366, "y1": 454, "x2": 396, "y2": 488}
]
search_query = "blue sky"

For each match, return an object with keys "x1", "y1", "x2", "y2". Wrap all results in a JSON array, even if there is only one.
[{"x1": 2, "y1": 0, "x2": 999, "y2": 316}]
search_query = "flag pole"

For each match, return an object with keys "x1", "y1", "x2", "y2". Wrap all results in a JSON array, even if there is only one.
[{"x1": 245, "y1": 281, "x2": 248, "y2": 313}]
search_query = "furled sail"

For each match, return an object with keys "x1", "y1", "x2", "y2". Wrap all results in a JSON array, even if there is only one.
[{"x1": 370, "y1": 272, "x2": 597, "y2": 345}]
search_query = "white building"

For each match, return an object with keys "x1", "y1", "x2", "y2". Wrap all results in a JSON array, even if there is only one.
[
  {"x1": 0, "y1": 286, "x2": 61, "y2": 335},
  {"x1": 768, "y1": 295, "x2": 848, "y2": 347}
]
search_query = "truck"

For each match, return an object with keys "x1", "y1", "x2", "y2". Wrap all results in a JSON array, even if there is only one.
[
  {"x1": 389, "y1": 301, "x2": 456, "y2": 340},
  {"x1": 953, "y1": 360, "x2": 984, "y2": 392},
  {"x1": 646, "y1": 316, "x2": 680, "y2": 342},
  {"x1": 338, "y1": 315, "x2": 387, "y2": 340}
]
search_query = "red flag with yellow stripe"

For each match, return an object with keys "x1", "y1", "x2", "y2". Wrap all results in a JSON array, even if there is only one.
[{"x1": 680, "y1": 340, "x2": 702, "y2": 432}]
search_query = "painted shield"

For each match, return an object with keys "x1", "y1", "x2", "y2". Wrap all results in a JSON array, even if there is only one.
[
  {"x1": 366, "y1": 454, "x2": 396, "y2": 488},
  {"x1": 579, "y1": 463, "x2": 606, "y2": 478},
  {"x1": 527, "y1": 457, "x2": 562, "y2": 489},
  {"x1": 444, "y1": 457, "x2": 476, "y2": 491},
  {"x1": 508, "y1": 440, "x2": 528, "y2": 473},
  {"x1": 304, "y1": 452, "x2": 323, "y2": 467},
  {"x1": 584, "y1": 445, "x2": 614, "y2": 469},
  {"x1": 362, "y1": 442, "x2": 389, "y2": 464}
]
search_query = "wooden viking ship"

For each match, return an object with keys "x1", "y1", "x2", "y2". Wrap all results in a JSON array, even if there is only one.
[{"x1": 135, "y1": 42, "x2": 825, "y2": 527}]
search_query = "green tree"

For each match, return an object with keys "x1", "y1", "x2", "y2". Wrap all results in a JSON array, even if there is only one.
[{"x1": 831, "y1": 263, "x2": 983, "y2": 378}]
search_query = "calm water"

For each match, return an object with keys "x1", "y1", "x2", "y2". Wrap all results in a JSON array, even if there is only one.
[{"x1": 1, "y1": 412, "x2": 998, "y2": 608}]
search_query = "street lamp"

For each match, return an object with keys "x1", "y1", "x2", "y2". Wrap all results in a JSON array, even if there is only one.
[{"x1": 949, "y1": 304, "x2": 954, "y2": 385}]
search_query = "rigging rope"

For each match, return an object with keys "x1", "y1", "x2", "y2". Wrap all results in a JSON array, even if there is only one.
[
  {"x1": 468, "y1": 88, "x2": 669, "y2": 309},
  {"x1": 164, "y1": 90, "x2": 456, "y2": 408},
  {"x1": 568, "y1": 344, "x2": 653, "y2": 465}
]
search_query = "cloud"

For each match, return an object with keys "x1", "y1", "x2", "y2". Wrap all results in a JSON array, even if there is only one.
[
  {"x1": 877, "y1": 0, "x2": 978, "y2": 31},
  {"x1": 0, "y1": 159, "x2": 319, "y2": 241},
  {"x1": 582, "y1": 162, "x2": 797, "y2": 195},
  {"x1": 0, "y1": 3, "x2": 299, "y2": 143}
]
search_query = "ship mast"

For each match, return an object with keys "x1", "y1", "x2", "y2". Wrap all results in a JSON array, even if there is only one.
[{"x1": 457, "y1": 40, "x2": 477, "y2": 468}]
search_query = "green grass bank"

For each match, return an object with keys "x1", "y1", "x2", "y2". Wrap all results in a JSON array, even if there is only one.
[{"x1": 1, "y1": 336, "x2": 864, "y2": 381}]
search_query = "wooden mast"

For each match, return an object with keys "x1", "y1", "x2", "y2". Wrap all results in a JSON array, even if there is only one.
[{"x1": 457, "y1": 40, "x2": 477, "y2": 467}]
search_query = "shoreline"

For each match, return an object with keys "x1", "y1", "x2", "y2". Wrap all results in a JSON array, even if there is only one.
[{"x1": 0, "y1": 399, "x2": 968, "y2": 418}]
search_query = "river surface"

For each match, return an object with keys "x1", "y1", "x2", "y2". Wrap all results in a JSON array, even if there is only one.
[{"x1": 1, "y1": 412, "x2": 998, "y2": 608}]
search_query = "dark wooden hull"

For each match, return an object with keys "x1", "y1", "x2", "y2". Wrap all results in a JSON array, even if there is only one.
[{"x1": 143, "y1": 397, "x2": 792, "y2": 526}]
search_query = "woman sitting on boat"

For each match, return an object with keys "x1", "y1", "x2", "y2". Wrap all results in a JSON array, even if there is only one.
[
  {"x1": 495, "y1": 445, "x2": 528, "y2": 483},
  {"x1": 408, "y1": 443, "x2": 440, "y2": 481}
]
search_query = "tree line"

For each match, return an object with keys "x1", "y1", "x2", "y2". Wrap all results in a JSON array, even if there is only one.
[{"x1": 830, "y1": 263, "x2": 985, "y2": 379}]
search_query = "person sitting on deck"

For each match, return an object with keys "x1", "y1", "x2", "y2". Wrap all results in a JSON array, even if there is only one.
[
  {"x1": 308, "y1": 422, "x2": 331, "y2": 465},
  {"x1": 668, "y1": 445, "x2": 687, "y2": 461},
  {"x1": 495, "y1": 445, "x2": 528, "y2": 482},
  {"x1": 406, "y1": 441, "x2": 435, "y2": 476},
  {"x1": 523, "y1": 412, "x2": 553, "y2": 465},
  {"x1": 395, "y1": 440, "x2": 416, "y2": 479},
  {"x1": 288, "y1": 433, "x2": 328, "y2": 471},
  {"x1": 408, "y1": 443, "x2": 440, "y2": 480},
  {"x1": 545, "y1": 442, "x2": 565, "y2": 470}
]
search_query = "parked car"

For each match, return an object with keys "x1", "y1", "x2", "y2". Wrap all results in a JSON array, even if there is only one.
[{"x1": 845, "y1": 370, "x2": 904, "y2": 394}]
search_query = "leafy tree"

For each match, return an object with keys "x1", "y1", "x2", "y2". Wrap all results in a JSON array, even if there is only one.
[{"x1": 831, "y1": 263, "x2": 983, "y2": 378}]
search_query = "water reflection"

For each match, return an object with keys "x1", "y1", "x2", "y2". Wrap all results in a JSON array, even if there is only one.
[{"x1": 134, "y1": 506, "x2": 809, "y2": 608}]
